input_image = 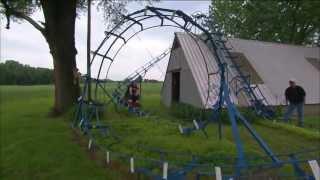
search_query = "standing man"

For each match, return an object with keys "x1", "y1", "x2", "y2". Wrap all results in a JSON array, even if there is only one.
[{"x1": 283, "y1": 78, "x2": 306, "y2": 127}]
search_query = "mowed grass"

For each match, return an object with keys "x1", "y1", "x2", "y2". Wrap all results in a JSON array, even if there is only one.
[
  {"x1": 98, "y1": 83, "x2": 320, "y2": 174},
  {"x1": 1, "y1": 84, "x2": 319, "y2": 179},
  {"x1": 0, "y1": 86, "x2": 124, "y2": 180}
]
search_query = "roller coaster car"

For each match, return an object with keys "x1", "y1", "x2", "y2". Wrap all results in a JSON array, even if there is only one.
[{"x1": 124, "y1": 80, "x2": 142, "y2": 111}]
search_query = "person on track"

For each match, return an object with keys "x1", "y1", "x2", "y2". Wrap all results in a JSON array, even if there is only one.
[{"x1": 127, "y1": 81, "x2": 140, "y2": 109}]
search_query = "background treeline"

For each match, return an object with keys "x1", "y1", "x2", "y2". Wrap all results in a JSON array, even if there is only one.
[
  {"x1": 144, "y1": 79, "x2": 162, "y2": 83},
  {"x1": 208, "y1": 0, "x2": 320, "y2": 46},
  {"x1": 0, "y1": 60, "x2": 54, "y2": 85},
  {"x1": 0, "y1": 60, "x2": 164, "y2": 85}
]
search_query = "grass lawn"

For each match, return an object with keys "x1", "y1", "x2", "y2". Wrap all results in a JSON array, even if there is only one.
[
  {"x1": 0, "y1": 85, "x2": 124, "y2": 180},
  {"x1": 1, "y1": 84, "x2": 319, "y2": 179}
]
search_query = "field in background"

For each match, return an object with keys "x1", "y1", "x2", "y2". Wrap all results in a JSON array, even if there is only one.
[{"x1": 0, "y1": 84, "x2": 319, "y2": 179}]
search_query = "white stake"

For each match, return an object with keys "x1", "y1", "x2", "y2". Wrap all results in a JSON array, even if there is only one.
[
  {"x1": 130, "y1": 157, "x2": 135, "y2": 173},
  {"x1": 106, "y1": 151, "x2": 110, "y2": 164},
  {"x1": 308, "y1": 160, "x2": 320, "y2": 180},
  {"x1": 79, "y1": 118, "x2": 84, "y2": 127},
  {"x1": 193, "y1": 120, "x2": 200, "y2": 130},
  {"x1": 215, "y1": 166, "x2": 222, "y2": 180},
  {"x1": 178, "y1": 125, "x2": 184, "y2": 134},
  {"x1": 163, "y1": 162, "x2": 168, "y2": 180},
  {"x1": 88, "y1": 139, "x2": 92, "y2": 150}
]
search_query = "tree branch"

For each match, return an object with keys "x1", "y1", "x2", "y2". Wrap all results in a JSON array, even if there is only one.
[
  {"x1": 11, "y1": 10, "x2": 45, "y2": 33},
  {"x1": 0, "y1": 0, "x2": 45, "y2": 34}
]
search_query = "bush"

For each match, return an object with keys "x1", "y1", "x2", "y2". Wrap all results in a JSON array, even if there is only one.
[
  {"x1": 169, "y1": 102, "x2": 232, "y2": 124},
  {"x1": 169, "y1": 102, "x2": 275, "y2": 125}
]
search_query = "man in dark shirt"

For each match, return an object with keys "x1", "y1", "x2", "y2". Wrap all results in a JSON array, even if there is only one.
[{"x1": 283, "y1": 78, "x2": 306, "y2": 127}]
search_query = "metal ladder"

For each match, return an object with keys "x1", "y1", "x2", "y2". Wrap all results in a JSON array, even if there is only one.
[{"x1": 208, "y1": 33, "x2": 275, "y2": 119}]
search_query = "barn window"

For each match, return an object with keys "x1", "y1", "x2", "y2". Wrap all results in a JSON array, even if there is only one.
[
  {"x1": 306, "y1": 57, "x2": 320, "y2": 71},
  {"x1": 230, "y1": 52, "x2": 264, "y2": 84}
]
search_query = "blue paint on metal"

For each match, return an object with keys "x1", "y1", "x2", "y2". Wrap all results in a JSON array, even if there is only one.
[
  {"x1": 289, "y1": 154, "x2": 308, "y2": 178},
  {"x1": 72, "y1": 7, "x2": 319, "y2": 179},
  {"x1": 219, "y1": 63, "x2": 247, "y2": 171}
]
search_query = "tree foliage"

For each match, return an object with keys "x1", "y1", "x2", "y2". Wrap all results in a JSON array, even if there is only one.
[
  {"x1": 208, "y1": 0, "x2": 320, "y2": 45},
  {"x1": 0, "y1": 60, "x2": 54, "y2": 85},
  {"x1": 0, "y1": 0, "x2": 130, "y2": 113},
  {"x1": 0, "y1": 0, "x2": 133, "y2": 30}
]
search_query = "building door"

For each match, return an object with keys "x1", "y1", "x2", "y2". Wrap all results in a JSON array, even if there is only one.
[{"x1": 172, "y1": 71, "x2": 180, "y2": 102}]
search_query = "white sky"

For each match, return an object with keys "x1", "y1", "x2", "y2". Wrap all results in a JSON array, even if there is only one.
[{"x1": 0, "y1": 1, "x2": 210, "y2": 81}]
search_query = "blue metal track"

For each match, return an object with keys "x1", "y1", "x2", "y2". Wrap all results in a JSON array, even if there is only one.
[
  {"x1": 72, "y1": 6, "x2": 317, "y2": 179},
  {"x1": 109, "y1": 48, "x2": 170, "y2": 113}
]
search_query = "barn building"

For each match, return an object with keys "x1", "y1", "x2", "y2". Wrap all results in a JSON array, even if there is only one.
[{"x1": 161, "y1": 32, "x2": 320, "y2": 115}]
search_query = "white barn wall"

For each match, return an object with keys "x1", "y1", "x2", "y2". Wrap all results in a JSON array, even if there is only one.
[
  {"x1": 177, "y1": 33, "x2": 221, "y2": 108},
  {"x1": 161, "y1": 39, "x2": 204, "y2": 108},
  {"x1": 161, "y1": 45, "x2": 185, "y2": 106},
  {"x1": 161, "y1": 73, "x2": 171, "y2": 107},
  {"x1": 180, "y1": 68, "x2": 203, "y2": 108},
  {"x1": 162, "y1": 33, "x2": 320, "y2": 112},
  {"x1": 228, "y1": 39, "x2": 320, "y2": 105}
]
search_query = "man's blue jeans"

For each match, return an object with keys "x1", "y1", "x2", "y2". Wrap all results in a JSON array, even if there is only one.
[{"x1": 283, "y1": 102, "x2": 304, "y2": 126}]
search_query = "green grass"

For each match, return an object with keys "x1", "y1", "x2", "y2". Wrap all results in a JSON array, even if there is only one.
[
  {"x1": 0, "y1": 85, "x2": 124, "y2": 179},
  {"x1": 1, "y1": 84, "x2": 319, "y2": 179}
]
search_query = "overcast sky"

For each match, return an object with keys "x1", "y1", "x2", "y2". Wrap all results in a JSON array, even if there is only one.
[{"x1": 0, "y1": 1, "x2": 211, "y2": 80}]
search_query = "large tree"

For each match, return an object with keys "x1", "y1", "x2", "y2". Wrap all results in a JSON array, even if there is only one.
[
  {"x1": 208, "y1": 0, "x2": 320, "y2": 45},
  {"x1": 0, "y1": 0, "x2": 127, "y2": 115}
]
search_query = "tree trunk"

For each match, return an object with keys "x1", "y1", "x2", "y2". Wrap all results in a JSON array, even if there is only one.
[{"x1": 41, "y1": 0, "x2": 79, "y2": 114}]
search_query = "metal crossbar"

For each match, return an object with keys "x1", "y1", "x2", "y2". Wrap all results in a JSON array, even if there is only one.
[
  {"x1": 73, "y1": 6, "x2": 318, "y2": 179},
  {"x1": 107, "y1": 47, "x2": 170, "y2": 108}
]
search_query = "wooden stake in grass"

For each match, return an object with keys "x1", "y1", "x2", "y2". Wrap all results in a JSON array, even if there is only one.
[
  {"x1": 163, "y1": 162, "x2": 168, "y2": 180},
  {"x1": 308, "y1": 160, "x2": 320, "y2": 180},
  {"x1": 88, "y1": 139, "x2": 92, "y2": 150},
  {"x1": 193, "y1": 120, "x2": 200, "y2": 130},
  {"x1": 178, "y1": 124, "x2": 184, "y2": 134},
  {"x1": 130, "y1": 157, "x2": 135, "y2": 173},
  {"x1": 106, "y1": 151, "x2": 110, "y2": 164},
  {"x1": 215, "y1": 166, "x2": 222, "y2": 180}
]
